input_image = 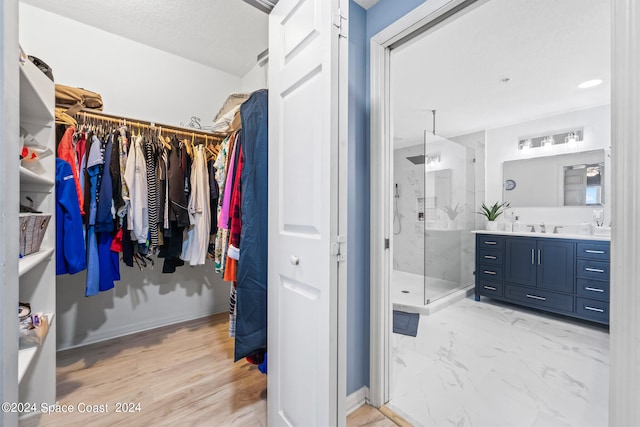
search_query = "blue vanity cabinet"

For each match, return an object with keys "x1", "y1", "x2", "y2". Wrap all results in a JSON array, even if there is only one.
[
  {"x1": 475, "y1": 235, "x2": 505, "y2": 299},
  {"x1": 575, "y1": 241, "x2": 610, "y2": 323},
  {"x1": 475, "y1": 233, "x2": 609, "y2": 325},
  {"x1": 536, "y1": 239, "x2": 575, "y2": 293},
  {"x1": 504, "y1": 237, "x2": 574, "y2": 292},
  {"x1": 504, "y1": 237, "x2": 537, "y2": 287}
]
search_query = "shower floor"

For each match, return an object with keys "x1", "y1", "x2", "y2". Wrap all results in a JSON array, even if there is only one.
[{"x1": 392, "y1": 269, "x2": 473, "y2": 315}]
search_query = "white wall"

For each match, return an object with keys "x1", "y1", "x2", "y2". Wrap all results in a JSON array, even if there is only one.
[
  {"x1": 485, "y1": 105, "x2": 611, "y2": 225},
  {"x1": 19, "y1": 3, "x2": 238, "y2": 349},
  {"x1": 19, "y1": 3, "x2": 242, "y2": 128},
  {"x1": 241, "y1": 62, "x2": 267, "y2": 93}
]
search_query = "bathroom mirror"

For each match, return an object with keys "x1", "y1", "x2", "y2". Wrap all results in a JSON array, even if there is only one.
[{"x1": 502, "y1": 149, "x2": 605, "y2": 207}]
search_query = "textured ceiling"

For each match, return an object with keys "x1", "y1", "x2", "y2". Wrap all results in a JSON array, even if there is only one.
[
  {"x1": 392, "y1": 0, "x2": 610, "y2": 146},
  {"x1": 20, "y1": 0, "x2": 269, "y2": 77}
]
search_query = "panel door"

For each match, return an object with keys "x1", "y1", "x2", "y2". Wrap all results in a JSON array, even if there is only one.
[
  {"x1": 268, "y1": 0, "x2": 348, "y2": 426},
  {"x1": 504, "y1": 237, "x2": 537, "y2": 286},
  {"x1": 537, "y1": 240, "x2": 575, "y2": 293}
]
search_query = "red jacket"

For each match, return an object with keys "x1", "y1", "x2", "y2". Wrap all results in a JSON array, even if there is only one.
[{"x1": 57, "y1": 126, "x2": 85, "y2": 215}]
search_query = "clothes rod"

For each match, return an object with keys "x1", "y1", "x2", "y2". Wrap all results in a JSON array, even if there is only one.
[{"x1": 67, "y1": 108, "x2": 229, "y2": 141}]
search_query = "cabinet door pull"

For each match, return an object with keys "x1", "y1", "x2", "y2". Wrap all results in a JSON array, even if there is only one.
[
  {"x1": 483, "y1": 285, "x2": 497, "y2": 291},
  {"x1": 531, "y1": 249, "x2": 534, "y2": 264},
  {"x1": 585, "y1": 249, "x2": 605, "y2": 254},
  {"x1": 484, "y1": 255, "x2": 497, "y2": 260},
  {"x1": 526, "y1": 294, "x2": 546, "y2": 301},
  {"x1": 585, "y1": 267, "x2": 605, "y2": 273},
  {"x1": 484, "y1": 241, "x2": 497, "y2": 245},
  {"x1": 585, "y1": 286, "x2": 605, "y2": 293},
  {"x1": 584, "y1": 306, "x2": 605, "y2": 313},
  {"x1": 483, "y1": 270, "x2": 497, "y2": 275},
  {"x1": 538, "y1": 249, "x2": 541, "y2": 265}
]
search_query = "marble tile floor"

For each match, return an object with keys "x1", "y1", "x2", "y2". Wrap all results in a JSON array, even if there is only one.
[{"x1": 388, "y1": 296, "x2": 609, "y2": 427}]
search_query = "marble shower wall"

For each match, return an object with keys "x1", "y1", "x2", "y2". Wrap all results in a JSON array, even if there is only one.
[{"x1": 393, "y1": 144, "x2": 425, "y2": 275}]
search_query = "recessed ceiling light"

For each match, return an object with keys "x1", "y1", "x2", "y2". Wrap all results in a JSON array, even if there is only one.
[{"x1": 577, "y1": 79, "x2": 603, "y2": 89}]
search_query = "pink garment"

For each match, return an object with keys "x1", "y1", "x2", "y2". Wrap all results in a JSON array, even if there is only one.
[{"x1": 218, "y1": 135, "x2": 239, "y2": 230}]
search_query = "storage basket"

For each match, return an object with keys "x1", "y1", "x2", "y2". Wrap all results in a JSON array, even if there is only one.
[{"x1": 19, "y1": 213, "x2": 51, "y2": 257}]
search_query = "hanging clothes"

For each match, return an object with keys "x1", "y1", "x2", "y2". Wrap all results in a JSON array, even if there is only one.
[
  {"x1": 234, "y1": 89, "x2": 268, "y2": 362},
  {"x1": 57, "y1": 126, "x2": 85, "y2": 215},
  {"x1": 96, "y1": 134, "x2": 118, "y2": 292},
  {"x1": 182, "y1": 145, "x2": 211, "y2": 266},
  {"x1": 124, "y1": 134, "x2": 149, "y2": 245},
  {"x1": 85, "y1": 135, "x2": 103, "y2": 297},
  {"x1": 213, "y1": 136, "x2": 230, "y2": 270},
  {"x1": 55, "y1": 158, "x2": 87, "y2": 275},
  {"x1": 145, "y1": 136, "x2": 160, "y2": 250}
]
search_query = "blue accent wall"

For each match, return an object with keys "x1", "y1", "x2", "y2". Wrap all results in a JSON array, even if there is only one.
[
  {"x1": 347, "y1": 0, "x2": 368, "y2": 395},
  {"x1": 346, "y1": 0, "x2": 425, "y2": 395}
]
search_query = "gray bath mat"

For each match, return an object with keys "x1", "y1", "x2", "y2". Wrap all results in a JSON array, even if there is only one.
[{"x1": 393, "y1": 310, "x2": 420, "y2": 337}]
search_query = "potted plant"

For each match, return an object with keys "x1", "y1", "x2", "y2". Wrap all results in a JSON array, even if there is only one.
[
  {"x1": 477, "y1": 201, "x2": 510, "y2": 231},
  {"x1": 440, "y1": 203, "x2": 463, "y2": 229}
]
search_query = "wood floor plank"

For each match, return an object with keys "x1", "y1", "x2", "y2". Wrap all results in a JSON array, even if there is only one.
[{"x1": 19, "y1": 313, "x2": 395, "y2": 427}]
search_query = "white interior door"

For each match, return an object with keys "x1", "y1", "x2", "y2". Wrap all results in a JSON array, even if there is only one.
[{"x1": 268, "y1": 0, "x2": 347, "y2": 426}]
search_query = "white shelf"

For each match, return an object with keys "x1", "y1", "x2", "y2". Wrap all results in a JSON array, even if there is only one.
[
  {"x1": 18, "y1": 348, "x2": 37, "y2": 384},
  {"x1": 20, "y1": 165, "x2": 55, "y2": 187},
  {"x1": 18, "y1": 313, "x2": 54, "y2": 384},
  {"x1": 19, "y1": 60, "x2": 54, "y2": 123},
  {"x1": 19, "y1": 247, "x2": 53, "y2": 277}
]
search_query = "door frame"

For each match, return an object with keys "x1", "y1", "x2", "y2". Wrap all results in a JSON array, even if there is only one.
[
  {"x1": 369, "y1": 2, "x2": 640, "y2": 422},
  {"x1": 368, "y1": 0, "x2": 477, "y2": 407}
]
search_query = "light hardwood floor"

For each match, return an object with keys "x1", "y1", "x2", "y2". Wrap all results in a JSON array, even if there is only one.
[{"x1": 20, "y1": 313, "x2": 396, "y2": 427}]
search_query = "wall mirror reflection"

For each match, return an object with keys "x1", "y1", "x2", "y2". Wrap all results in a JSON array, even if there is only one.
[{"x1": 503, "y1": 149, "x2": 605, "y2": 207}]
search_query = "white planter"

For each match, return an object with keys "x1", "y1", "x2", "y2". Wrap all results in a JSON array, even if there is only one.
[{"x1": 485, "y1": 221, "x2": 498, "y2": 231}]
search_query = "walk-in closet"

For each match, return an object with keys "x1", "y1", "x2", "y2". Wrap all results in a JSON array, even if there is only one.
[{"x1": 12, "y1": 1, "x2": 271, "y2": 425}]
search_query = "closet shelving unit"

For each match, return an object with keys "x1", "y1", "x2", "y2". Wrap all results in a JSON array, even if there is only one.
[{"x1": 18, "y1": 58, "x2": 56, "y2": 411}]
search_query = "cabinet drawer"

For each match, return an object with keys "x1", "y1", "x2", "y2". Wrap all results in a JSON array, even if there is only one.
[
  {"x1": 477, "y1": 235, "x2": 504, "y2": 250},
  {"x1": 476, "y1": 280, "x2": 503, "y2": 297},
  {"x1": 576, "y1": 297, "x2": 609, "y2": 324},
  {"x1": 504, "y1": 284, "x2": 573, "y2": 313},
  {"x1": 576, "y1": 242, "x2": 610, "y2": 261},
  {"x1": 477, "y1": 264, "x2": 503, "y2": 281},
  {"x1": 576, "y1": 260, "x2": 610, "y2": 281},
  {"x1": 478, "y1": 249, "x2": 503, "y2": 265},
  {"x1": 576, "y1": 278, "x2": 610, "y2": 301}
]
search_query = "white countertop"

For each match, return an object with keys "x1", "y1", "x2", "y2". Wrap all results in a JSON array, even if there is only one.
[{"x1": 472, "y1": 230, "x2": 611, "y2": 242}]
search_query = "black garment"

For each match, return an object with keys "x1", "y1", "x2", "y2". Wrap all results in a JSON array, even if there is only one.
[
  {"x1": 208, "y1": 160, "x2": 219, "y2": 234},
  {"x1": 167, "y1": 136, "x2": 189, "y2": 228},
  {"x1": 110, "y1": 132, "x2": 125, "y2": 215}
]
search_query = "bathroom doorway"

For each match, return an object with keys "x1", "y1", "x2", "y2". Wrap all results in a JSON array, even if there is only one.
[{"x1": 373, "y1": 0, "x2": 611, "y2": 417}]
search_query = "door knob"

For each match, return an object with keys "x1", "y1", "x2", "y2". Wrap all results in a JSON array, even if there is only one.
[{"x1": 290, "y1": 256, "x2": 300, "y2": 266}]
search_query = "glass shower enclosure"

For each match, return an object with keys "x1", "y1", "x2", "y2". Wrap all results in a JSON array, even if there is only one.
[{"x1": 392, "y1": 131, "x2": 476, "y2": 309}]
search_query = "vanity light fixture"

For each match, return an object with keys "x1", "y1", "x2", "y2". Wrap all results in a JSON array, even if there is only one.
[
  {"x1": 518, "y1": 129, "x2": 583, "y2": 150},
  {"x1": 565, "y1": 131, "x2": 580, "y2": 146},
  {"x1": 577, "y1": 79, "x2": 603, "y2": 89},
  {"x1": 519, "y1": 138, "x2": 531, "y2": 151}
]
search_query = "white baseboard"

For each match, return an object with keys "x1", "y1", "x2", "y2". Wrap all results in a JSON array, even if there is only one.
[
  {"x1": 58, "y1": 304, "x2": 229, "y2": 351},
  {"x1": 346, "y1": 386, "x2": 370, "y2": 415}
]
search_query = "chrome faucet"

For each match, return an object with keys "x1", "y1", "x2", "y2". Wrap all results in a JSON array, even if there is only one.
[
  {"x1": 553, "y1": 225, "x2": 563, "y2": 234},
  {"x1": 540, "y1": 222, "x2": 546, "y2": 233},
  {"x1": 526, "y1": 224, "x2": 536, "y2": 232}
]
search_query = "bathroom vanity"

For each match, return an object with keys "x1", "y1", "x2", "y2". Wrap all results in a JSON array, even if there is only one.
[{"x1": 474, "y1": 231, "x2": 610, "y2": 324}]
